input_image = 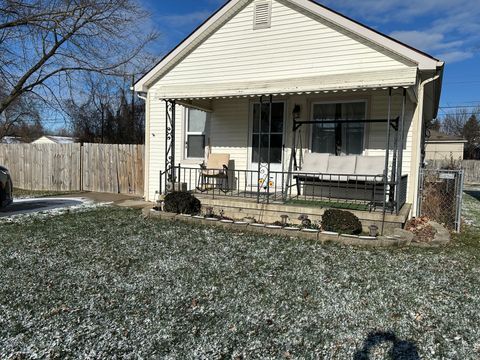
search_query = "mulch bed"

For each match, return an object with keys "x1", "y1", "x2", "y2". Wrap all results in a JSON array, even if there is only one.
[{"x1": 405, "y1": 216, "x2": 437, "y2": 243}]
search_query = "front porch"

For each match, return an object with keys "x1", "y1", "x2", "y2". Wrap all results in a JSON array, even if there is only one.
[
  {"x1": 160, "y1": 163, "x2": 410, "y2": 234},
  {"x1": 162, "y1": 164, "x2": 409, "y2": 210},
  {"x1": 157, "y1": 85, "x2": 414, "y2": 233}
]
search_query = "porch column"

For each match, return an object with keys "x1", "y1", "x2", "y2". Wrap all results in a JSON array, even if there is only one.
[
  {"x1": 266, "y1": 95, "x2": 273, "y2": 204},
  {"x1": 382, "y1": 88, "x2": 392, "y2": 232},
  {"x1": 257, "y1": 96, "x2": 263, "y2": 203},
  {"x1": 395, "y1": 89, "x2": 407, "y2": 213},
  {"x1": 165, "y1": 100, "x2": 176, "y2": 185}
]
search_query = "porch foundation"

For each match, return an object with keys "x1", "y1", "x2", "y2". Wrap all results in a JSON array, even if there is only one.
[{"x1": 195, "y1": 195, "x2": 411, "y2": 235}]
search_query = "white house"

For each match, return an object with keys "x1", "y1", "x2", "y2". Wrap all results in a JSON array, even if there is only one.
[
  {"x1": 32, "y1": 136, "x2": 78, "y2": 145},
  {"x1": 134, "y1": 0, "x2": 444, "y2": 223}
]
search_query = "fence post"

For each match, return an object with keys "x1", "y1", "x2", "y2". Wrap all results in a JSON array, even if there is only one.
[
  {"x1": 456, "y1": 170, "x2": 464, "y2": 232},
  {"x1": 79, "y1": 143, "x2": 83, "y2": 192}
]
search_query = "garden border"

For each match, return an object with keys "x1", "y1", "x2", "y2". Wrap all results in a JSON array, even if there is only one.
[{"x1": 143, "y1": 209, "x2": 450, "y2": 248}]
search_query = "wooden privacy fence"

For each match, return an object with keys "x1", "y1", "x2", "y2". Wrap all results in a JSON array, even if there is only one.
[
  {"x1": 0, "y1": 143, "x2": 144, "y2": 195},
  {"x1": 82, "y1": 143, "x2": 144, "y2": 194},
  {"x1": 427, "y1": 159, "x2": 480, "y2": 184},
  {"x1": 460, "y1": 160, "x2": 480, "y2": 184}
]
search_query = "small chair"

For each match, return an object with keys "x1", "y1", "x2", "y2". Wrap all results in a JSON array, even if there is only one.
[{"x1": 197, "y1": 153, "x2": 230, "y2": 193}]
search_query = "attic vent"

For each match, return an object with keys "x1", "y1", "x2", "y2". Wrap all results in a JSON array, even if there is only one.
[{"x1": 253, "y1": 1, "x2": 271, "y2": 29}]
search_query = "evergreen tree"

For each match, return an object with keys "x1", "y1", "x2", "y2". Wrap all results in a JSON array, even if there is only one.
[{"x1": 462, "y1": 115, "x2": 480, "y2": 159}]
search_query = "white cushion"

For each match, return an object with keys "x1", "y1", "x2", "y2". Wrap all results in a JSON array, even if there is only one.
[
  {"x1": 355, "y1": 156, "x2": 386, "y2": 176},
  {"x1": 301, "y1": 153, "x2": 329, "y2": 173},
  {"x1": 326, "y1": 156, "x2": 356, "y2": 175}
]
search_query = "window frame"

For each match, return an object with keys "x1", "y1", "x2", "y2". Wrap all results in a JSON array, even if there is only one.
[
  {"x1": 309, "y1": 99, "x2": 368, "y2": 156},
  {"x1": 249, "y1": 100, "x2": 286, "y2": 167},
  {"x1": 184, "y1": 107, "x2": 209, "y2": 160}
]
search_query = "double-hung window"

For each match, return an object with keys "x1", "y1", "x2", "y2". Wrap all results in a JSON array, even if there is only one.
[
  {"x1": 311, "y1": 101, "x2": 366, "y2": 155},
  {"x1": 185, "y1": 108, "x2": 208, "y2": 159}
]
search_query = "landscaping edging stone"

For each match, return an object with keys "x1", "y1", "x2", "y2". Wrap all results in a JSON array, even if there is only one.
[{"x1": 144, "y1": 209, "x2": 449, "y2": 248}]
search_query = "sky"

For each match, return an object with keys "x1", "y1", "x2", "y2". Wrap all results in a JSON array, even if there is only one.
[{"x1": 143, "y1": 0, "x2": 480, "y2": 118}]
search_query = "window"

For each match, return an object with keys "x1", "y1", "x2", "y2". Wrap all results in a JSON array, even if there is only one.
[
  {"x1": 251, "y1": 102, "x2": 284, "y2": 164},
  {"x1": 185, "y1": 108, "x2": 207, "y2": 159},
  {"x1": 311, "y1": 101, "x2": 366, "y2": 155}
]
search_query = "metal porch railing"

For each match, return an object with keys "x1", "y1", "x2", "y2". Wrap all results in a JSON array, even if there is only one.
[{"x1": 160, "y1": 166, "x2": 408, "y2": 213}]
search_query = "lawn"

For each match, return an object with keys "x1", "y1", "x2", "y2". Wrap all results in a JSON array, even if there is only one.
[
  {"x1": 463, "y1": 188, "x2": 480, "y2": 229},
  {"x1": 0, "y1": 200, "x2": 479, "y2": 358}
]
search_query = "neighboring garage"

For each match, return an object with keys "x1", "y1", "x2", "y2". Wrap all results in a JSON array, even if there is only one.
[{"x1": 425, "y1": 130, "x2": 467, "y2": 162}]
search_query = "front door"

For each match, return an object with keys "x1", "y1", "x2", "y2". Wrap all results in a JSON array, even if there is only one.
[{"x1": 250, "y1": 101, "x2": 285, "y2": 190}]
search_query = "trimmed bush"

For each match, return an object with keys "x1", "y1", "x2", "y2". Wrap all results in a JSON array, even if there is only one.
[
  {"x1": 163, "y1": 192, "x2": 201, "y2": 215},
  {"x1": 321, "y1": 209, "x2": 362, "y2": 235}
]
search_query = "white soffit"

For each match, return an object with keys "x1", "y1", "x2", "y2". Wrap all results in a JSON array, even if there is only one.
[{"x1": 152, "y1": 68, "x2": 418, "y2": 100}]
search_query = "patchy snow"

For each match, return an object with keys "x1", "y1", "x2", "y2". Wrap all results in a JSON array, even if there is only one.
[
  {"x1": 462, "y1": 189, "x2": 480, "y2": 228},
  {"x1": 0, "y1": 207, "x2": 479, "y2": 358},
  {"x1": 0, "y1": 198, "x2": 112, "y2": 223}
]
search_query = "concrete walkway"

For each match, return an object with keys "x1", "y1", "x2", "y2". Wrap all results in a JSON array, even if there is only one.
[
  {"x1": 0, "y1": 192, "x2": 151, "y2": 218},
  {"x1": 60, "y1": 192, "x2": 151, "y2": 209}
]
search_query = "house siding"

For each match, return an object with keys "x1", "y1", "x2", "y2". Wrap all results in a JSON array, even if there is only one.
[
  {"x1": 209, "y1": 99, "x2": 250, "y2": 171},
  {"x1": 146, "y1": 98, "x2": 185, "y2": 201},
  {"x1": 152, "y1": 0, "x2": 415, "y2": 89}
]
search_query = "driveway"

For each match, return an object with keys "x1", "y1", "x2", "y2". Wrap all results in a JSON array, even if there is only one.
[{"x1": 0, "y1": 198, "x2": 85, "y2": 217}]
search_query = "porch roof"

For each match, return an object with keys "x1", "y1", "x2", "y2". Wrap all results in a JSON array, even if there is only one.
[{"x1": 153, "y1": 68, "x2": 417, "y2": 100}]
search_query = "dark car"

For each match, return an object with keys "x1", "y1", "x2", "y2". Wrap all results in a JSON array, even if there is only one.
[{"x1": 0, "y1": 166, "x2": 13, "y2": 208}]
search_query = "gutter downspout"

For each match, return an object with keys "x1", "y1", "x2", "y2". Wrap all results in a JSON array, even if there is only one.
[
  {"x1": 136, "y1": 92, "x2": 149, "y2": 201},
  {"x1": 412, "y1": 73, "x2": 441, "y2": 216}
]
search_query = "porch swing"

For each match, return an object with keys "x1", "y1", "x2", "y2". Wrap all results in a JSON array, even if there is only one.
[{"x1": 284, "y1": 88, "x2": 409, "y2": 215}]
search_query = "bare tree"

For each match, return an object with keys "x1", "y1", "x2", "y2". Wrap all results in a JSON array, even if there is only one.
[
  {"x1": 441, "y1": 107, "x2": 480, "y2": 159},
  {"x1": 0, "y1": 0, "x2": 157, "y2": 123},
  {"x1": 66, "y1": 79, "x2": 145, "y2": 144},
  {"x1": 0, "y1": 78, "x2": 41, "y2": 138},
  {"x1": 442, "y1": 108, "x2": 472, "y2": 136}
]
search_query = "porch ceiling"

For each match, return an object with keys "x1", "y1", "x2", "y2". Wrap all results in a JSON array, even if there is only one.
[{"x1": 153, "y1": 68, "x2": 417, "y2": 100}]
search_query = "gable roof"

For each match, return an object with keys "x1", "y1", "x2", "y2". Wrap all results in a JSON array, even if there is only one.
[
  {"x1": 32, "y1": 136, "x2": 78, "y2": 144},
  {"x1": 135, "y1": 0, "x2": 444, "y2": 92},
  {"x1": 427, "y1": 130, "x2": 467, "y2": 143}
]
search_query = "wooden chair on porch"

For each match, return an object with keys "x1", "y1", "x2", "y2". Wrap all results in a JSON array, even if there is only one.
[{"x1": 197, "y1": 153, "x2": 230, "y2": 193}]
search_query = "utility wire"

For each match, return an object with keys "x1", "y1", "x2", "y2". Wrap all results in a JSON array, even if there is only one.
[{"x1": 439, "y1": 105, "x2": 480, "y2": 109}]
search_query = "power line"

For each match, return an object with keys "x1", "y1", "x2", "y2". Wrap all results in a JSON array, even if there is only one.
[
  {"x1": 439, "y1": 105, "x2": 480, "y2": 109},
  {"x1": 445, "y1": 81, "x2": 480, "y2": 85}
]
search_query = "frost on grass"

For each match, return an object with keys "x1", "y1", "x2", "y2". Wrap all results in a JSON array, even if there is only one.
[
  {"x1": 0, "y1": 207, "x2": 479, "y2": 359},
  {"x1": 462, "y1": 192, "x2": 480, "y2": 228},
  {"x1": 0, "y1": 199, "x2": 110, "y2": 225}
]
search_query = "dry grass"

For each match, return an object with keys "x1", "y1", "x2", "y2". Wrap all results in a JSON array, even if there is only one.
[{"x1": 0, "y1": 206, "x2": 479, "y2": 358}]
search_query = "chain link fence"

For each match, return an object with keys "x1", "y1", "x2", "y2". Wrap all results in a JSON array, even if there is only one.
[{"x1": 417, "y1": 169, "x2": 464, "y2": 232}]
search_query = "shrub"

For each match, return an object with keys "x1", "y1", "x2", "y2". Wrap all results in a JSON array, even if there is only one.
[
  {"x1": 321, "y1": 209, "x2": 362, "y2": 235},
  {"x1": 163, "y1": 192, "x2": 201, "y2": 215}
]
